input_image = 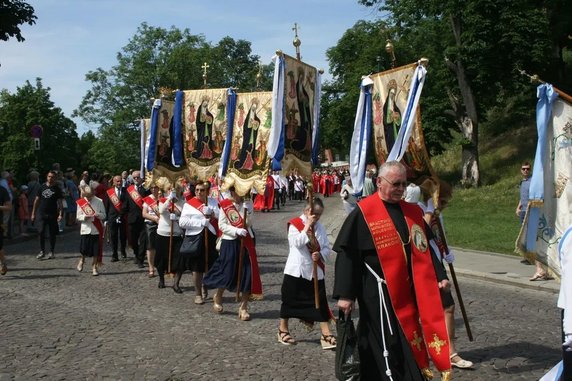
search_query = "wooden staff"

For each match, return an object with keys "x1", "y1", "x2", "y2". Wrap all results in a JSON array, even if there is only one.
[
  {"x1": 204, "y1": 196, "x2": 209, "y2": 273},
  {"x1": 235, "y1": 207, "x2": 248, "y2": 302},
  {"x1": 308, "y1": 184, "x2": 320, "y2": 310},
  {"x1": 167, "y1": 198, "x2": 174, "y2": 279},
  {"x1": 433, "y1": 211, "x2": 473, "y2": 341}
]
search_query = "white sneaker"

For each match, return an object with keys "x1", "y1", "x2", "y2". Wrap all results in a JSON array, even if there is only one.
[
  {"x1": 92, "y1": 266, "x2": 99, "y2": 276},
  {"x1": 46, "y1": 252, "x2": 55, "y2": 259},
  {"x1": 36, "y1": 251, "x2": 45, "y2": 260}
]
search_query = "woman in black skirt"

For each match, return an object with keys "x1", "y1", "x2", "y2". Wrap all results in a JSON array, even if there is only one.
[
  {"x1": 76, "y1": 186, "x2": 106, "y2": 276},
  {"x1": 278, "y1": 198, "x2": 336, "y2": 349}
]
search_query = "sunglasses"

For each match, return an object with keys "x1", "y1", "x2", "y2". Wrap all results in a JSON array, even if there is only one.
[
  {"x1": 380, "y1": 176, "x2": 407, "y2": 188},
  {"x1": 521, "y1": 167, "x2": 531, "y2": 171}
]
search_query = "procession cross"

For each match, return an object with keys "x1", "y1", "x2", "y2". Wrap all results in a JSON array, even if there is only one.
[
  {"x1": 292, "y1": 23, "x2": 301, "y2": 60},
  {"x1": 202, "y1": 62, "x2": 209, "y2": 89}
]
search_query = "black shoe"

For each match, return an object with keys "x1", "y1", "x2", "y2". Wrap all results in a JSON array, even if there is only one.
[
  {"x1": 173, "y1": 285, "x2": 183, "y2": 294},
  {"x1": 158, "y1": 278, "x2": 165, "y2": 289},
  {"x1": 111, "y1": 257, "x2": 119, "y2": 262},
  {"x1": 137, "y1": 262, "x2": 144, "y2": 269},
  {"x1": 121, "y1": 253, "x2": 127, "y2": 259}
]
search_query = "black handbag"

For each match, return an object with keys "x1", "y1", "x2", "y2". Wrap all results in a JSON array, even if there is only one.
[
  {"x1": 335, "y1": 311, "x2": 361, "y2": 381},
  {"x1": 179, "y1": 234, "x2": 202, "y2": 258}
]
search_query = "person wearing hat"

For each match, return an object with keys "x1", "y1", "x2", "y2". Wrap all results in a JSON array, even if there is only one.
[{"x1": 18, "y1": 185, "x2": 30, "y2": 237}]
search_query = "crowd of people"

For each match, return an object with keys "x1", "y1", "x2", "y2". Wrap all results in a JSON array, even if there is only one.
[{"x1": 0, "y1": 161, "x2": 487, "y2": 378}]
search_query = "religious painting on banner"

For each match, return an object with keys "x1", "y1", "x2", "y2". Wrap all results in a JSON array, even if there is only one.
[
  {"x1": 516, "y1": 93, "x2": 572, "y2": 279},
  {"x1": 143, "y1": 97, "x2": 188, "y2": 188},
  {"x1": 280, "y1": 54, "x2": 318, "y2": 180},
  {"x1": 371, "y1": 63, "x2": 440, "y2": 203},
  {"x1": 184, "y1": 88, "x2": 229, "y2": 181},
  {"x1": 222, "y1": 91, "x2": 273, "y2": 197}
]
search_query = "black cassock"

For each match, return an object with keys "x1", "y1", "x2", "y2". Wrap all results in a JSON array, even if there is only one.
[{"x1": 333, "y1": 201, "x2": 447, "y2": 381}]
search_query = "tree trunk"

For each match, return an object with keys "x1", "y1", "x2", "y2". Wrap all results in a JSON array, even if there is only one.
[{"x1": 445, "y1": 13, "x2": 480, "y2": 187}]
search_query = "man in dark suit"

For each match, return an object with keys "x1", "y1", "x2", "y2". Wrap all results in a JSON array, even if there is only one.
[
  {"x1": 121, "y1": 171, "x2": 148, "y2": 268},
  {"x1": 106, "y1": 175, "x2": 127, "y2": 262}
]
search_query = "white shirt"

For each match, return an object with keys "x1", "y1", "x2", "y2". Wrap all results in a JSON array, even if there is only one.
[
  {"x1": 558, "y1": 224, "x2": 572, "y2": 336},
  {"x1": 76, "y1": 196, "x2": 106, "y2": 235},
  {"x1": 179, "y1": 197, "x2": 220, "y2": 236},
  {"x1": 284, "y1": 214, "x2": 331, "y2": 281},
  {"x1": 271, "y1": 174, "x2": 281, "y2": 189},
  {"x1": 156, "y1": 198, "x2": 185, "y2": 237}
]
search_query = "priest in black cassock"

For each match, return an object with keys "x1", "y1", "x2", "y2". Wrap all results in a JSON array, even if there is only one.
[{"x1": 333, "y1": 161, "x2": 453, "y2": 381}]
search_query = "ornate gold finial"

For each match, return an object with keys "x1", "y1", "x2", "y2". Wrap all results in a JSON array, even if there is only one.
[
  {"x1": 385, "y1": 39, "x2": 397, "y2": 68},
  {"x1": 318, "y1": 68, "x2": 324, "y2": 75},
  {"x1": 202, "y1": 62, "x2": 210, "y2": 89},
  {"x1": 292, "y1": 23, "x2": 301, "y2": 60},
  {"x1": 275, "y1": 49, "x2": 283, "y2": 56},
  {"x1": 256, "y1": 60, "x2": 263, "y2": 90},
  {"x1": 159, "y1": 87, "x2": 174, "y2": 98},
  {"x1": 419, "y1": 57, "x2": 429, "y2": 67}
]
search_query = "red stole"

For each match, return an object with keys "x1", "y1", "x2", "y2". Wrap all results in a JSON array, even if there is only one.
[
  {"x1": 143, "y1": 195, "x2": 157, "y2": 209},
  {"x1": 76, "y1": 198, "x2": 104, "y2": 264},
  {"x1": 106, "y1": 188, "x2": 122, "y2": 212},
  {"x1": 219, "y1": 199, "x2": 262, "y2": 298},
  {"x1": 187, "y1": 197, "x2": 219, "y2": 235},
  {"x1": 127, "y1": 185, "x2": 144, "y2": 209},
  {"x1": 359, "y1": 196, "x2": 451, "y2": 373},
  {"x1": 287, "y1": 217, "x2": 325, "y2": 272}
]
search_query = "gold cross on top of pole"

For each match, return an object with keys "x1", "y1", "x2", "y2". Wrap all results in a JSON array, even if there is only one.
[
  {"x1": 202, "y1": 62, "x2": 209, "y2": 89},
  {"x1": 292, "y1": 22, "x2": 301, "y2": 60},
  {"x1": 256, "y1": 60, "x2": 263, "y2": 90}
]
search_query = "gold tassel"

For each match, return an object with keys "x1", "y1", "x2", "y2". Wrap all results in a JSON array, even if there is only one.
[
  {"x1": 441, "y1": 370, "x2": 453, "y2": 381},
  {"x1": 421, "y1": 368, "x2": 433, "y2": 380}
]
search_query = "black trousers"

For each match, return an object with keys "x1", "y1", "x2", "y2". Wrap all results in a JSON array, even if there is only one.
[
  {"x1": 128, "y1": 222, "x2": 146, "y2": 263},
  {"x1": 273, "y1": 189, "x2": 281, "y2": 209},
  {"x1": 39, "y1": 215, "x2": 58, "y2": 252},
  {"x1": 562, "y1": 310, "x2": 572, "y2": 379},
  {"x1": 109, "y1": 220, "x2": 127, "y2": 258}
]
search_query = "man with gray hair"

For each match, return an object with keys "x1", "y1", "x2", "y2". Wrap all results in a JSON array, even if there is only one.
[{"x1": 333, "y1": 161, "x2": 452, "y2": 380}]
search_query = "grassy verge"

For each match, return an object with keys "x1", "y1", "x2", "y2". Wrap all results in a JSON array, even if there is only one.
[{"x1": 431, "y1": 125, "x2": 536, "y2": 255}]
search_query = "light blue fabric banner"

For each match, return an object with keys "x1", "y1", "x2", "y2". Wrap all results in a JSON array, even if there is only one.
[
  {"x1": 349, "y1": 77, "x2": 373, "y2": 196},
  {"x1": 270, "y1": 55, "x2": 286, "y2": 171},
  {"x1": 526, "y1": 83, "x2": 559, "y2": 252},
  {"x1": 218, "y1": 88, "x2": 237, "y2": 178}
]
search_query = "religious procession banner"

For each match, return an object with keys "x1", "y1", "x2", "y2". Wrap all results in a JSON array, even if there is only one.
[
  {"x1": 268, "y1": 53, "x2": 320, "y2": 180},
  {"x1": 516, "y1": 84, "x2": 572, "y2": 278},
  {"x1": 143, "y1": 93, "x2": 187, "y2": 188},
  {"x1": 221, "y1": 91, "x2": 273, "y2": 196},
  {"x1": 139, "y1": 118, "x2": 150, "y2": 175},
  {"x1": 350, "y1": 62, "x2": 440, "y2": 200},
  {"x1": 184, "y1": 88, "x2": 230, "y2": 181}
]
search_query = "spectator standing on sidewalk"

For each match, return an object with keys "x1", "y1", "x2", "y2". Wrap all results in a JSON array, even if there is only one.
[
  {"x1": 0, "y1": 184, "x2": 11, "y2": 274},
  {"x1": 18, "y1": 185, "x2": 30, "y2": 236},
  {"x1": 31, "y1": 170, "x2": 63, "y2": 260}
]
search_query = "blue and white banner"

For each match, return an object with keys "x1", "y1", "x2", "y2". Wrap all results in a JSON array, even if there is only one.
[
  {"x1": 387, "y1": 63, "x2": 427, "y2": 161},
  {"x1": 218, "y1": 88, "x2": 237, "y2": 178},
  {"x1": 268, "y1": 54, "x2": 285, "y2": 170},
  {"x1": 171, "y1": 90, "x2": 184, "y2": 167},
  {"x1": 145, "y1": 98, "x2": 162, "y2": 171},
  {"x1": 139, "y1": 119, "x2": 147, "y2": 176},
  {"x1": 349, "y1": 77, "x2": 373, "y2": 196},
  {"x1": 311, "y1": 70, "x2": 322, "y2": 167}
]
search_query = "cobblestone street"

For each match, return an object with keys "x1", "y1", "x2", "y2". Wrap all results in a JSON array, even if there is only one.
[{"x1": 0, "y1": 196, "x2": 563, "y2": 380}]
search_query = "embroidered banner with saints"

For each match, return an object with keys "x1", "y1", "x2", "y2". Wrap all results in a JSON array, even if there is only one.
[
  {"x1": 221, "y1": 91, "x2": 273, "y2": 196},
  {"x1": 184, "y1": 88, "x2": 229, "y2": 181}
]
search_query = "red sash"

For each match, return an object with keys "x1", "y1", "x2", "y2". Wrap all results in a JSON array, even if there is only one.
[
  {"x1": 359, "y1": 196, "x2": 451, "y2": 373},
  {"x1": 106, "y1": 188, "x2": 122, "y2": 212},
  {"x1": 76, "y1": 198, "x2": 104, "y2": 264},
  {"x1": 127, "y1": 185, "x2": 144, "y2": 209},
  {"x1": 187, "y1": 197, "x2": 219, "y2": 235},
  {"x1": 143, "y1": 195, "x2": 157, "y2": 209},
  {"x1": 287, "y1": 217, "x2": 325, "y2": 272},
  {"x1": 219, "y1": 199, "x2": 262, "y2": 298}
]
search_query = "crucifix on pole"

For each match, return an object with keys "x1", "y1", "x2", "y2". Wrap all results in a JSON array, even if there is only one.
[
  {"x1": 202, "y1": 62, "x2": 209, "y2": 89},
  {"x1": 292, "y1": 23, "x2": 301, "y2": 61}
]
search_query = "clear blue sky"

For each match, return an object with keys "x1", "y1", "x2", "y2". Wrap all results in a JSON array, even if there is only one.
[{"x1": 0, "y1": 0, "x2": 380, "y2": 134}]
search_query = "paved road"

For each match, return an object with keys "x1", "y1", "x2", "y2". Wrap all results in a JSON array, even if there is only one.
[{"x1": 0, "y1": 196, "x2": 563, "y2": 380}]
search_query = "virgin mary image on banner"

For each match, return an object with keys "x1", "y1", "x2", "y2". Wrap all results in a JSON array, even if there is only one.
[
  {"x1": 193, "y1": 95, "x2": 215, "y2": 160},
  {"x1": 235, "y1": 98, "x2": 262, "y2": 171}
]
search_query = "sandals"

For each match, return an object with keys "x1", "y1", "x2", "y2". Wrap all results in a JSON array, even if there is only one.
[
  {"x1": 277, "y1": 330, "x2": 297, "y2": 345},
  {"x1": 320, "y1": 334, "x2": 337, "y2": 350},
  {"x1": 450, "y1": 353, "x2": 474, "y2": 369},
  {"x1": 529, "y1": 272, "x2": 550, "y2": 281},
  {"x1": 238, "y1": 308, "x2": 251, "y2": 321}
]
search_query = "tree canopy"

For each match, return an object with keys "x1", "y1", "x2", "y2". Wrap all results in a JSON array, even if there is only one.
[{"x1": 0, "y1": 0, "x2": 36, "y2": 42}]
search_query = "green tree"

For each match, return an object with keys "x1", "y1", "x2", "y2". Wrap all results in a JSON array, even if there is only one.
[
  {"x1": 74, "y1": 23, "x2": 271, "y2": 173},
  {"x1": 358, "y1": 0, "x2": 571, "y2": 187},
  {"x1": 0, "y1": 78, "x2": 78, "y2": 180},
  {"x1": 0, "y1": 0, "x2": 36, "y2": 42}
]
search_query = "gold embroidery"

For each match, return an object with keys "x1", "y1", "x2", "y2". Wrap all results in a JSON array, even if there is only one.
[
  {"x1": 410, "y1": 330, "x2": 422, "y2": 351},
  {"x1": 428, "y1": 333, "x2": 447, "y2": 355}
]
